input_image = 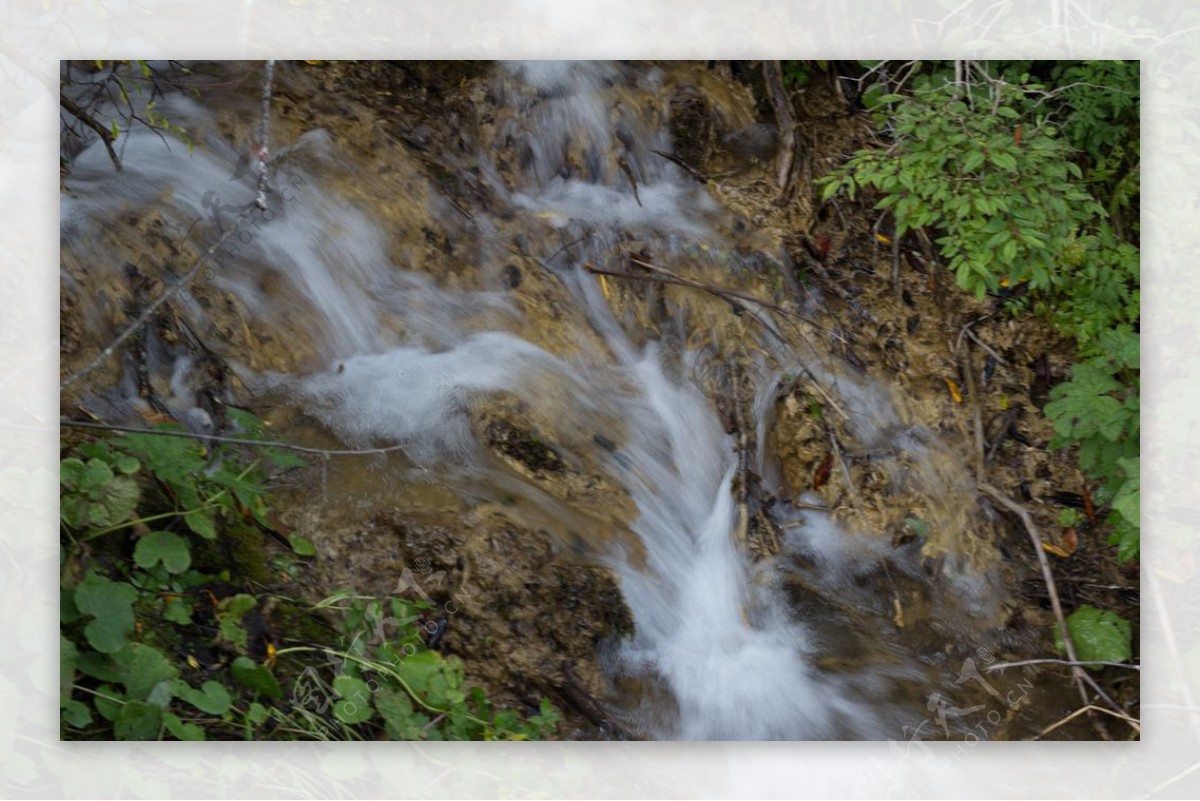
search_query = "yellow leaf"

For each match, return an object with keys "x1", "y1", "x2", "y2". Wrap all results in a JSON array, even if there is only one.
[
  {"x1": 1042, "y1": 541, "x2": 1071, "y2": 558},
  {"x1": 874, "y1": 232, "x2": 893, "y2": 245},
  {"x1": 187, "y1": 655, "x2": 200, "y2": 670},
  {"x1": 945, "y1": 378, "x2": 963, "y2": 403},
  {"x1": 599, "y1": 274, "x2": 610, "y2": 300}
]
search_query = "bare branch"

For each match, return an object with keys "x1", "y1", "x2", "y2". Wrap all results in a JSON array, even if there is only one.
[
  {"x1": 986, "y1": 658, "x2": 1140, "y2": 672},
  {"x1": 60, "y1": 418, "x2": 406, "y2": 458},
  {"x1": 59, "y1": 91, "x2": 122, "y2": 172}
]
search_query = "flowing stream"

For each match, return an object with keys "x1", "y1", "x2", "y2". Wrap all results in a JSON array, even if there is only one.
[{"x1": 61, "y1": 61, "x2": 1035, "y2": 740}]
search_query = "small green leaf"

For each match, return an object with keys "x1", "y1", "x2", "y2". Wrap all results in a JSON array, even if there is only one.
[
  {"x1": 81, "y1": 458, "x2": 114, "y2": 494},
  {"x1": 164, "y1": 596, "x2": 193, "y2": 625},
  {"x1": 1057, "y1": 605, "x2": 1133, "y2": 669},
  {"x1": 110, "y1": 120, "x2": 120, "y2": 141},
  {"x1": 231, "y1": 656, "x2": 282, "y2": 700},
  {"x1": 74, "y1": 573, "x2": 137, "y2": 653},
  {"x1": 112, "y1": 643, "x2": 178, "y2": 701},
  {"x1": 333, "y1": 675, "x2": 374, "y2": 724},
  {"x1": 92, "y1": 684, "x2": 125, "y2": 722},
  {"x1": 376, "y1": 688, "x2": 422, "y2": 739},
  {"x1": 175, "y1": 680, "x2": 232, "y2": 715},
  {"x1": 76, "y1": 650, "x2": 122, "y2": 683},
  {"x1": 903, "y1": 517, "x2": 929, "y2": 541},
  {"x1": 60, "y1": 458, "x2": 86, "y2": 490},
  {"x1": 990, "y1": 151, "x2": 1018, "y2": 171},
  {"x1": 216, "y1": 594, "x2": 257, "y2": 650},
  {"x1": 99, "y1": 476, "x2": 140, "y2": 528},
  {"x1": 163, "y1": 711, "x2": 206, "y2": 741},
  {"x1": 61, "y1": 699, "x2": 92, "y2": 729},
  {"x1": 114, "y1": 454, "x2": 140, "y2": 475},
  {"x1": 245, "y1": 702, "x2": 270, "y2": 725},
  {"x1": 1058, "y1": 508, "x2": 1081, "y2": 528},
  {"x1": 184, "y1": 508, "x2": 217, "y2": 539},
  {"x1": 134, "y1": 530, "x2": 192, "y2": 574},
  {"x1": 114, "y1": 700, "x2": 162, "y2": 740},
  {"x1": 1111, "y1": 458, "x2": 1139, "y2": 525},
  {"x1": 61, "y1": 635, "x2": 78, "y2": 702},
  {"x1": 288, "y1": 535, "x2": 316, "y2": 557}
]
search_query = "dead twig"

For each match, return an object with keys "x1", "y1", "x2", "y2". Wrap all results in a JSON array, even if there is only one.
[
  {"x1": 584, "y1": 260, "x2": 851, "y2": 422},
  {"x1": 986, "y1": 658, "x2": 1140, "y2": 672},
  {"x1": 828, "y1": 430, "x2": 862, "y2": 509},
  {"x1": 985, "y1": 407, "x2": 1019, "y2": 464},
  {"x1": 762, "y1": 60, "x2": 797, "y2": 203},
  {"x1": 1033, "y1": 704, "x2": 1140, "y2": 741},
  {"x1": 650, "y1": 149, "x2": 709, "y2": 183},
  {"x1": 978, "y1": 482, "x2": 1128, "y2": 737},
  {"x1": 60, "y1": 92, "x2": 122, "y2": 172},
  {"x1": 60, "y1": 418, "x2": 406, "y2": 458}
]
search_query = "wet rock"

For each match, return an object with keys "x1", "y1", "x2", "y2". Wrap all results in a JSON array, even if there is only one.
[
  {"x1": 485, "y1": 418, "x2": 564, "y2": 475},
  {"x1": 399, "y1": 123, "x2": 433, "y2": 152},
  {"x1": 721, "y1": 122, "x2": 778, "y2": 165}
]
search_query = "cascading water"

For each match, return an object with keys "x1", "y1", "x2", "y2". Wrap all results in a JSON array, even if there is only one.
[{"x1": 61, "y1": 61, "x2": 1028, "y2": 740}]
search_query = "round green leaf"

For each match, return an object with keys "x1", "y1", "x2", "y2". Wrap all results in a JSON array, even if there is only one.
[
  {"x1": 175, "y1": 680, "x2": 232, "y2": 715},
  {"x1": 114, "y1": 700, "x2": 162, "y2": 740},
  {"x1": 74, "y1": 573, "x2": 137, "y2": 654},
  {"x1": 81, "y1": 458, "x2": 115, "y2": 495},
  {"x1": 61, "y1": 699, "x2": 92, "y2": 729},
  {"x1": 134, "y1": 531, "x2": 192, "y2": 574},
  {"x1": 112, "y1": 643, "x2": 178, "y2": 701},
  {"x1": 60, "y1": 458, "x2": 86, "y2": 490},
  {"x1": 1058, "y1": 605, "x2": 1133, "y2": 669},
  {"x1": 163, "y1": 711, "x2": 206, "y2": 741},
  {"x1": 92, "y1": 684, "x2": 125, "y2": 722},
  {"x1": 333, "y1": 675, "x2": 374, "y2": 724},
  {"x1": 231, "y1": 656, "x2": 282, "y2": 700}
]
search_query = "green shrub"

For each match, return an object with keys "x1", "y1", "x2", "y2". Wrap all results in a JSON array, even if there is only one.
[{"x1": 61, "y1": 419, "x2": 558, "y2": 740}]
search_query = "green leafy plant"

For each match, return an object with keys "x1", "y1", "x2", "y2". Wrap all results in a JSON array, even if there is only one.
[
  {"x1": 62, "y1": 418, "x2": 557, "y2": 741},
  {"x1": 819, "y1": 76, "x2": 1102, "y2": 299},
  {"x1": 1045, "y1": 329, "x2": 1140, "y2": 561},
  {"x1": 1056, "y1": 605, "x2": 1134, "y2": 669},
  {"x1": 279, "y1": 594, "x2": 561, "y2": 741},
  {"x1": 818, "y1": 61, "x2": 1139, "y2": 566}
]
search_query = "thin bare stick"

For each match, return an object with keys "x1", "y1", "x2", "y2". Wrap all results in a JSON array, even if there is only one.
[
  {"x1": 584, "y1": 262, "x2": 851, "y2": 421},
  {"x1": 963, "y1": 325, "x2": 1008, "y2": 364},
  {"x1": 762, "y1": 60, "x2": 797, "y2": 202},
  {"x1": 828, "y1": 430, "x2": 862, "y2": 509},
  {"x1": 1033, "y1": 704, "x2": 1140, "y2": 741},
  {"x1": 985, "y1": 407, "x2": 1019, "y2": 465},
  {"x1": 650, "y1": 149, "x2": 709, "y2": 183},
  {"x1": 61, "y1": 418, "x2": 406, "y2": 458},
  {"x1": 60, "y1": 209, "x2": 256, "y2": 392},
  {"x1": 978, "y1": 482, "x2": 1127, "y2": 730},
  {"x1": 986, "y1": 658, "x2": 1140, "y2": 672},
  {"x1": 60, "y1": 92, "x2": 122, "y2": 172}
]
